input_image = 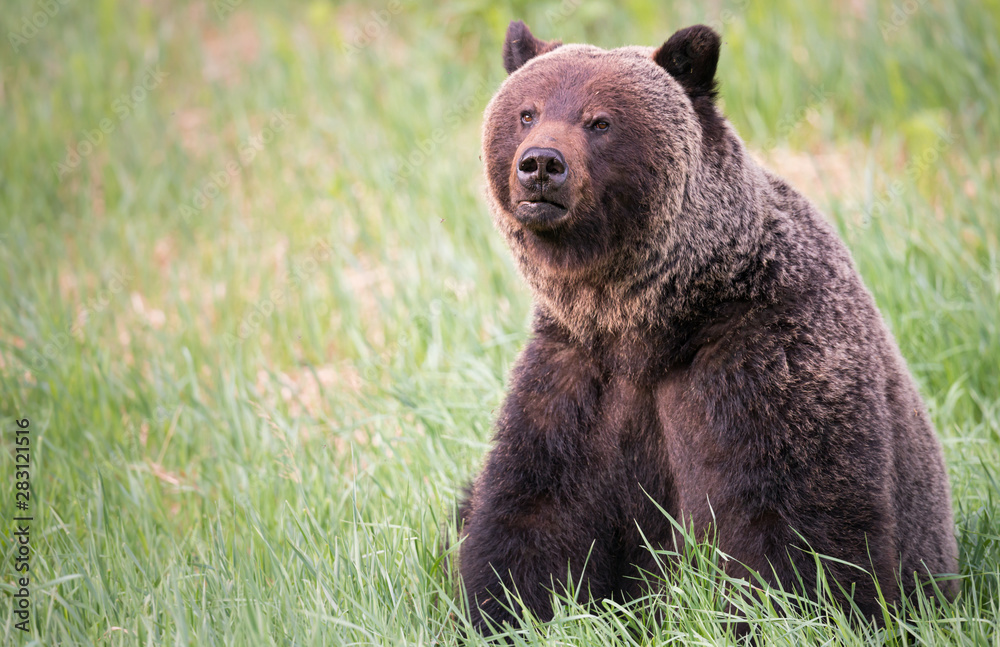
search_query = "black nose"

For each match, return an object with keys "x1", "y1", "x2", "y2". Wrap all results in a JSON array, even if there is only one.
[{"x1": 517, "y1": 147, "x2": 568, "y2": 189}]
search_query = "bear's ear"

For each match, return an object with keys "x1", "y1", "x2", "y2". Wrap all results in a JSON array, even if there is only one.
[
  {"x1": 653, "y1": 25, "x2": 721, "y2": 101},
  {"x1": 503, "y1": 20, "x2": 562, "y2": 75}
]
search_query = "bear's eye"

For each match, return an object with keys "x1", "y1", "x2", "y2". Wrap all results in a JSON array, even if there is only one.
[
  {"x1": 520, "y1": 111, "x2": 534, "y2": 125},
  {"x1": 593, "y1": 119, "x2": 610, "y2": 131}
]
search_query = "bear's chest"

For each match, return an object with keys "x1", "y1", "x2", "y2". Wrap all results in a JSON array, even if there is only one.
[{"x1": 583, "y1": 376, "x2": 677, "y2": 520}]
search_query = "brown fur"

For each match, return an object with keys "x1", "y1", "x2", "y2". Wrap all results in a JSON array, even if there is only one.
[{"x1": 460, "y1": 21, "x2": 958, "y2": 635}]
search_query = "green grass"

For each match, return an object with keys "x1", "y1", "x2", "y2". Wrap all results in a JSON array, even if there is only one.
[{"x1": 1, "y1": 0, "x2": 998, "y2": 644}]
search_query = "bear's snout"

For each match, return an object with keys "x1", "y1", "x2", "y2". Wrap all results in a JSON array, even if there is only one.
[
  {"x1": 517, "y1": 147, "x2": 568, "y2": 191},
  {"x1": 510, "y1": 142, "x2": 575, "y2": 232}
]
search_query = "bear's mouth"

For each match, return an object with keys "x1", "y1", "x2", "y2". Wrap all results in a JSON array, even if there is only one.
[
  {"x1": 514, "y1": 199, "x2": 569, "y2": 231},
  {"x1": 518, "y1": 198, "x2": 567, "y2": 209}
]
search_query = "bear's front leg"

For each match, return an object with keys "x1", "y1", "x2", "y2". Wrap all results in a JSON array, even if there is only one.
[{"x1": 459, "y1": 323, "x2": 620, "y2": 633}]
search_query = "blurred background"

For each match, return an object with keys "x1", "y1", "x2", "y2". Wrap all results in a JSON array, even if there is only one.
[{"x1": 1, "y1": 0, "x2": 998, "y2": 644}]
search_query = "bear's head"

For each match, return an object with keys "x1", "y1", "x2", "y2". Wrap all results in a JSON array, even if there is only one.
[{"x1": 483, "y1": 22, "x2": 743, "y2": 338}]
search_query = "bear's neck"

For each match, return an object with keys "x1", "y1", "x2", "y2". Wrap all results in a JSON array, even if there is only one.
[{"x1": 527, "y1": 135, "x2": 783, "y2": 364}]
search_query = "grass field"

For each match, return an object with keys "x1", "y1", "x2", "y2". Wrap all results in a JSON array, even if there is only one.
[{"x1": 1, "y1": 0, "x2": 999, "y2": 644}]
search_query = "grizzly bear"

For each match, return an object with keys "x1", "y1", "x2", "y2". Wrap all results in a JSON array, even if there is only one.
[{"x1": 458, "y1": 20, "x2": 958, "y2": 634}]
